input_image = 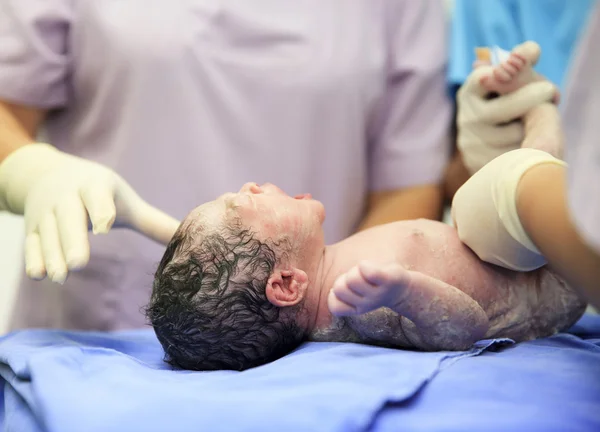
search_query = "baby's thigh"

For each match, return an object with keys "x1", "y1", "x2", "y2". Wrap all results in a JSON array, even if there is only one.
[
  {"x1": 522, "y1": 104, "x2": 563, "y2": 158},
  {"x1": 534, "y1": 270, "x2": 587, "y2": 333}
]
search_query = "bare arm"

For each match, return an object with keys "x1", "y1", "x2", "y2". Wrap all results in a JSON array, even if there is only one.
[
  {"x1": 443, "y1": 152, "x2": 471, "y2": 202},
  {"x1": 517, "y1": 163, "x2": 600, "y2": 308},
  {"x1": 390, "y1": 270, "x2": 489, "y2": 351},
  {"x1": 329, "y1": 262, "x2": 489, "y2": 351},
  {"x1": 357, "y1": 184, "x2": 443, "y2": 231},
  {"x1": 0, "y1": 99, "x2": 46, "y2": 162},
  {"x1": 442, "y1": 107, "x2": 469, "y2": 202}
]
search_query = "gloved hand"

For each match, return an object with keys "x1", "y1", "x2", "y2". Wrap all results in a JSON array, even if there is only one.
[
  {"x1": 457, "y1": 67, "x2": 557, "y2": 174},
  {"x1": 451, "y1": 148, "x2": 565, "y2": 271},
  {"x1": 0, "y1": 143, "x2": 180, "y2": 283}
]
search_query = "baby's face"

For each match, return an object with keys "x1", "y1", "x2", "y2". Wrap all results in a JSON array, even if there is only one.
[{"x1": 186, "y1": 182, "x2": 326, "y2": 257}]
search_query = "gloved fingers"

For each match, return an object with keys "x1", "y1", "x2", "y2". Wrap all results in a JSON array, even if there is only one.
[
  {"x1": 493, "y1": 121, "x2": 526, "y2": 146},
  {"x1": 460, "y1": 121, "x2": 524, "y2": 149},
  {"x1": 480, "y1": 81, "x2": 556, "y2": 124},
  {"x1": 459, "y1": 65, "x2": 497, "y2": 98},
  {"x1": 55, "y1": 196, "x2": 91, "y2": 271},
  {"x1": 126, "y1": 201, "x2": 181, "y2": 245},
  {"x1": 24, "y1": 232, "x2": 46, "y2": 280},
  {"x1": 80, "y1": 182, "x2": 116, "y2": 234},
  {"x1": 460, "y1": 145, "x2": 509, "y2": 175},
  {"x1": 39, "y1": 213, "x2": 68, "y2": 284},
  {"x1": 114, "y1": 181, "x2": 180, "y2": 245}
]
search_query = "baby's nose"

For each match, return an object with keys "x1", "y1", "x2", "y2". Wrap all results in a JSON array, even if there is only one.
[
  {"x1": 261, "y1": 183, "x2": 286, "y2": 195},
  {"x1": 240, "y1": 182, "x2": 262, "y2": 193}
]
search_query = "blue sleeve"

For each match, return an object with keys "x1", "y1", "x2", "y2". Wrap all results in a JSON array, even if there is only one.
[
  {"x1": 448, "y1": 0, "x2": 522, "y2": 98},
  {"x1": 448, "y1": 0, "x2": 595, "y2": 98}
]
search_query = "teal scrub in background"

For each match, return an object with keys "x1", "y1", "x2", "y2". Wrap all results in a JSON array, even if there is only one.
[{"x1": 448, "y1": 0, "x2": 596, "y2": 96}]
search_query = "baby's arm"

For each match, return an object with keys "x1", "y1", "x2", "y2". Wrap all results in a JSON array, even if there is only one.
[{"x1": 328, "y1": 262, "x2": 489, "y2": 351}]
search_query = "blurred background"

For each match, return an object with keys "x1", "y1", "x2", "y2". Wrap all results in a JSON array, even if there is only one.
[
  {"x1": 3, "y1": 0, "x2": 595, "y2": 334},
  {"x1": 0, "y1": 213, "x2": 22, "y2": 333},
  {"x1": 0, "y1": 1, "x2": 456, "y2": 334}
]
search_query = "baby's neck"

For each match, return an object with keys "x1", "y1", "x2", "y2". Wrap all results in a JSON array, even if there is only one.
[{"x1": 308, "y1": 238, "x2": 367, "y2": 336}]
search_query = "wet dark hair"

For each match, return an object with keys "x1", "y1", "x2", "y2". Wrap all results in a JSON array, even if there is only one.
[{"x1": 145, "y1": 220, "x2": 306, "y2": 371}]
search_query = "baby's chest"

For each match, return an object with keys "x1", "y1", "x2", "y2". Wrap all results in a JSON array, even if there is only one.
[
  {"x1": 394, "y1": 226, "x2": 478, "y2": 280},
  {"x1": 392, "y1": 224, "x2": 512, "y2": 304}
]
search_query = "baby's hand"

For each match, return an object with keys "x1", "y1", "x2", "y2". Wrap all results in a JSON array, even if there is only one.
[{"x1": 328, "y1": 261, "x2": 411, "y2": 316}]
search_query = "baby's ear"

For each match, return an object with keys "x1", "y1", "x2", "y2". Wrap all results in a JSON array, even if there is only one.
[{"x1": 265, "y1": 267, "x2": 308, "y2": 308}]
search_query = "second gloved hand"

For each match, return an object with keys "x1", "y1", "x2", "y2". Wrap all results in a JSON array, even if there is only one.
[
  {"x1": 0, "y1": 143, "x2": 180, "y2": 283},
  {"x1": 451, "y1": 148, "x2": 564, "y2": 271},
  {"x1": 457, "y1": 67, "x2": 556, "y2": 174}
]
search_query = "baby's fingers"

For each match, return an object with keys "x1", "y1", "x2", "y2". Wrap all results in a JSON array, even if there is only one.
[
  {"x1": 360, "y1": 261, "x2": 411, "y2": 288},
  {"x1": 328, "y1": 272, "x2": 364, "y2": 315},
  {"x1": 358, "y1": 261, "x2": 389, "y2": 285},
  {"x1": 327, "y1": 290, "x2": 358, "y2": 316},
  {"x1": 342, "y1": 266, "x2": 374, "y2": 296}
]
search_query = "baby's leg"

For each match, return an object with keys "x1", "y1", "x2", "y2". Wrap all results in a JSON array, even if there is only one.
[
  {"x1": 530, "y1": 269, "x2": 587, "y2": 338},
  {"x1": 478, "y1": 41, "x2": 560, "y2": 103},
  {"x1": 521, "y1": 103, "x2": 564, "y2": 158},
  {"x1": 328, "y1": 262, "x2": 489, "y2": 351}
]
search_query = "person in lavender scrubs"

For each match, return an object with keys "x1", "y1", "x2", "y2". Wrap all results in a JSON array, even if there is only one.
[
  {"x1": 451, "y1": 3, "x2": 600, "y2": 310},
  {"x1": 0, "y1": 1, "x2": 452, "y2": 331}
]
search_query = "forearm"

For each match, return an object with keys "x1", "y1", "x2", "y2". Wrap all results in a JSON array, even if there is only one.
[
  {"x1": 395, "y1": 271, "x2": 489, "y2": 350},
  {"x1": 358, "y1": 184, "x2": 443, "y2": 231},
  {"x1": 0, "y1": 100, "x2": 45, "y2": 162},
  {"x1": 517, "y1": 163, "x2": 600, "y2": 308},
  {"x1": 443, "y1": 152, "x2": 470, "y2": 202}
]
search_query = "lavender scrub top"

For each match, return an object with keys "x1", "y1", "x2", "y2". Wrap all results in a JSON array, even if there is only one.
[{"x1": 0, "y1": 0, "x2": 451, "y2": 330}]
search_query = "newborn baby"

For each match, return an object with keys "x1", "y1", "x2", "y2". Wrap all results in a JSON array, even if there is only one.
[
  {"x1": 147, "y1": 182, "x2": 585, "y2": 371},
  {"x1": 146, "y1": 43, "x2": 585, "y2": 371}
]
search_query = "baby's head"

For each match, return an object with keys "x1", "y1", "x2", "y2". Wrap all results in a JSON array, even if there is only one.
[{"x1": 146, "y1": 183, "x2": 326, "y2": 371}]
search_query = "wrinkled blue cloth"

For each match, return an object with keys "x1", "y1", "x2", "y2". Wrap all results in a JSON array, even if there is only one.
[
  {"x1": 374, "y1": 313, "x2": 600, "y2": 432},
  {"x1": 0, "y1": 328, "x2": 502, "y2": 432},
  {"x1": 2, "y1": 315, "x2": 599, "y2": 432},
  {"x1": 448, "y1": 0, "x2": 596, "y2": 96}
]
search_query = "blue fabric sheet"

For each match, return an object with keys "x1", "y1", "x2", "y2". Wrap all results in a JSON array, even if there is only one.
[
  {"x1": 1, "y1": 315, "x2": 599, "y2": 432},
  {"x1": 374, "y1": 313, "x2": 600, "y2": 432},
  {"x1": 0, "y1": 329, "x2": 501, "y2": 432}
]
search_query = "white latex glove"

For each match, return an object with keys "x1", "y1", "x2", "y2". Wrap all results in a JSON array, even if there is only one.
[
  {"x1": 457, "y1": 68, "x2": 557, "y2": 174},
  {"x1": 0, "y1": 143, "x2": 180, "y2": 283},
  {"x1": 451, "y1": 148, "x2": 565, "y2": 271}
]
